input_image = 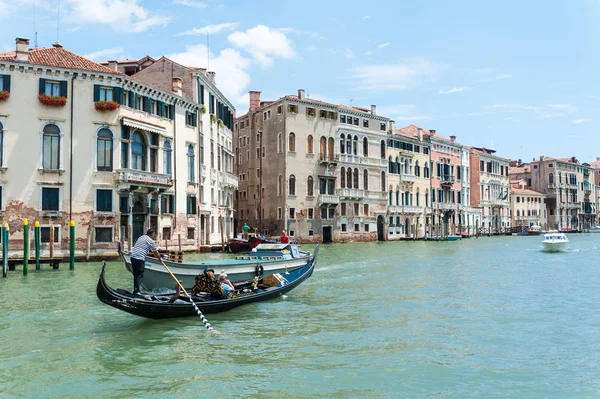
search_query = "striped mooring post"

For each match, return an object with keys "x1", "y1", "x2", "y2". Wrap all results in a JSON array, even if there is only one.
[
  {"x1": 34, "y1": 221, "x2": 40, "y2": 271},
  {"x1": 69, "y1": 220, "x2": 75, "y2": 270},
  {"x1": 23, "y1": 218, "x2": 29, "y2": 276},
  {"x1": 2, "y1": 222, "x2": 7, "y2": 278}
]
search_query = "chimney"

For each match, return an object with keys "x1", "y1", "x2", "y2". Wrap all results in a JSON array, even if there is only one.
[
  {"x1": 15, "y1": 37, "x2": 30, "y2": 62},
  {"x1": 540, "y1": 155, "x2": 544, "y2": 161},
  {"x1": 509, "y1": 160, "x2": 516, "y2": 167},
  {"x1": 518, "y1": 159, "x2": 522, "y2": 166},
  {"x1": 389, "y1": 120, "x2": 395, "y2": 133},
  {"x1": 52, "y1": 41, "x2": 63, "y2": 48},
  {"x1": 172, "y1": 77, "x2": 182, "y2": 96},
  {"x1": 597, "y1": 157, "x2": 600, "y2": 161},
  {"x1": 298, "y1": 89, "x2": 305, "y2": 100},
  {"x1": 417, "y1": 128, "x2": 423, "y2": 141},
  {"x1": 207, "y1": 71, "x2": 216, "y2": 84},
  {"x1": 429, "y1": 129, "x2": 436, "y2": 135},
  {"x1": 249, "y1": 91, "x2": 261, "y2": 112},
  {"x1": 107, "y1": 60, "x2": 118, "y2": 71},
  {"x1": 371, "y1": 104, "x2": 376, "y2": 115},
  {"x1": 450, "y1": 135, "x2": 456, "y2": 142}
]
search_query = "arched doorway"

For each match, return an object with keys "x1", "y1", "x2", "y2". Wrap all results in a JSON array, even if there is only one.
[
  {"x1": 377, "y1": 215, "x2": 385, "y2": 241},
  {"x1": 132, "y1": 200, "x2": 146, "y2": 243}
]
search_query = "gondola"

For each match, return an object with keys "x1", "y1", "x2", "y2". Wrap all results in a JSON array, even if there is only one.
[{"x1": 97, "y1": 246, "x2": 318, "y2": 319}]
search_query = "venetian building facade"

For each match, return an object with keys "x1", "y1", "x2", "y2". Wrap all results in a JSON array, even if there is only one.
[
  {"x1": 469, "y1": 147, "x2": 511, "y2": 233},
  {"x1": 509, "y1": 180, "x2": 547, "y2": 230},
  {"x1": 459, "y1": 146, "x2": 481, "y2": 235},
  {"x1": 387, "y1": 124, "x2": 432, "y2": 240},
  {"x1": 0, "y1": 37, "x2": 235, "y2": 257},
  {"x1": 234, "y1": 89, "x2": 389, "y2": 243}
]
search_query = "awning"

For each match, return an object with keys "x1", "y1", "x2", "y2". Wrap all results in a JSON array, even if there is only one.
[{"x1": 122, "y1": 117, "x2": 166, "y2": 135}]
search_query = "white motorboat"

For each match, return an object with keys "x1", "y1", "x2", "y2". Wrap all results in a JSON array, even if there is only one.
[
  {"x1": 588, "y1": 226, "x2": 600, "y2": 233},
  {"x1": 120, "y1": 243, "x2": 315, "y2": 291},
  {"x1": 541, "y1": 232, "x2": 569, "y2": 253}
]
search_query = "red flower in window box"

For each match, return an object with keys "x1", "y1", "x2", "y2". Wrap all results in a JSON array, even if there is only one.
[
  {"x1": 0, "y1": 90, "x2": 10, "y2": 102},
  {"x1": 38, "y1": 94, "x2": 67, "y2": 107},
  {"x1": 94, "y1": 100, "x2": 120, "y2": 112}
]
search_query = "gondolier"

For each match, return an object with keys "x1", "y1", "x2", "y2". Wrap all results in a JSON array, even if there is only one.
[{"x1": 130, "y1": 229, "x2": 166, "y2": 294}]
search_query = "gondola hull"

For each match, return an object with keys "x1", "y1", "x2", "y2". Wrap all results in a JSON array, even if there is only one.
[{"x1": 97, "y1": 246, "x2": 318, "y2": 319}]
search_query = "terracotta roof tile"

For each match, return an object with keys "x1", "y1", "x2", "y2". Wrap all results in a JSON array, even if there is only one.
[
  {"x1": 394, "y1": 124, "x2": 432, "y2": 140},
  {"x1": 0, "y1": 47, "x2": 122, "y2": 74},
  {"x1": 510, "y1": 187, "x2": 544, "y2": 196}
]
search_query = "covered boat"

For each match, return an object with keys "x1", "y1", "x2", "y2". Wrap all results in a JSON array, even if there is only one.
[
  {"x1": 541, "y1": 232, "x2": 569, "y2": 252},
  {"x1": 228, "y1": 235, "x2": 274, "y2": 253},
  {"x1": 121, "y1": 243, "x2": 314, "y2": 291},
  {"x1": 97, "y1": 246, "x2": 318, "y2": 319}
]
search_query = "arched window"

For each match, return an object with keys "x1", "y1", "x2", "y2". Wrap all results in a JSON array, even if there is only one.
[
  {"x1": 389, "y1": 190, "x2": 393, "y2": 205},
  {"x1": 346, "y1": 135, "x2": 352, "y2": 155},
  {"x1": 395, "y1": 189, "x2": 400, "y2": 205},
  {"x1": 340, "y1": 134, "x2": 345, "y2": 154},
  {"x1": 380, "y1": 140, "x2": 386, "y2": 159},
  {"x1": 278, "y1": 175, "x2": 283, "y2": 196},
  {"x1": 340, "y1": 167, "x2": 346, "y2": 188},
  {"x1": 424, "y1": 164, "x2": 430, "y2": 178},
  {"x1": 131, "y1": 131, "x2": 146, "y2": 170},
  {"x1": 307, "y1": 135, "x2": 313, "y2": 154},
  {"x1": 289, "y1": 174, "x2": 296, "y2": 195},
  {"x1": 381, "y1": 171, "x2": 386, "y2": 191},
  {"x1": 354, "y1": 168, "x2": 359, "y2": 188},
  {"x1": 328, "y1": 138, "x2": 334, "y2": 161},
  {"x1": 164, "y1": 140, "x2": 172, "y2": 175},
  {"x1": 363, "y1": 137, "x2": 368, "y2": 157},
  {"x1": 388, "y1": 156, "x2": 393, "y2": 173},
  {"x1": 42, "y1": 123, "x2": 61, "y2": 169},
  {"x1": 0, "y1": 121, "x2": 3, "y2": 166},
  {"x1": 278, "y1": 133, "x2": 282, "y2": 153},
  {"x1": 549, "y1": 173, "x2": 554, "y2": 184},
  {"x1": 517, "y1": 210, "x2": 520, "y2": 217},
  {"x1": 416, "y1": 189, "x2": 420, "y2": 206},
  {"x1": 307, "y1": 176, "x2": 314, "y2": 196},
  {"x1": 97, "y1": 128, "x2": 113, "y2": 171},
  {"x1": 415, "y1": 161, "x2": 420, "y2": 177},
  {"x1": 288, "y1": 132, "x2": 296, "y2": 152},
  {"x1": 320, "y1": 136, "x2": 327, "y2": 160},
  {"x1": 363, "y1": 170, "x2": 368, "y2": 190},
  {"x1": 396, "y1": 157, "x2": 400, "y2": 174},
  {"x1": 347, "y1": 168, "x2": 353, "y2": 189},
  {"x1": 187, "y1": 145, "x2": 195, "y2": 183},
  {"x1": 425, "y1": 190, "x2": 429, "y2": 206},
  {"x1": 404, "y1": 159, "x2": 409, "y2": 175},
  {"x1": 405, "y1": 190, "x2": 410, "y2": 205},
  {"x1": 353, "y1": 135, "x2": 358, "y2": 155}
]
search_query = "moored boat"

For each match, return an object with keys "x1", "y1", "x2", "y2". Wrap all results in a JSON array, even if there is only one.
[
  {"x1": 588, "y1": 226, "x2": 600, "y2": 233},
  {"x1": 447, "y1": 235, "x2": 461, "y2": 241},
  {"x1": 121, "y1": 243, "x2": 314, "y2": 291},
  {"x1": 228, "y1": 235, "x2": 274, "y2": 253},
  {"x1": 97, "y1": 247, "x2": 318, "y2": 319},
  {"x1": 527, "y1": 225, "x2": 542, "y2": 236},
  {"x1": 541, "y1": 232, "x2": 569, "y2": 252}
]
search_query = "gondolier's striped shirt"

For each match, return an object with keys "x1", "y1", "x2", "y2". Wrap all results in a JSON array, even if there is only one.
[{"x1": 131, "y1": 235, "x2": 157, "y2": 260}]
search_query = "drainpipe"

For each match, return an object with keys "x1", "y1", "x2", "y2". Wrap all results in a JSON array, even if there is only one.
[
  {"x1": 69, "y1": 73, "x2": 76, "y2": 221},
  {"x1": 259, "y1": 129, "x2": 262, "y2": 231},
  {"x1": 173, "y1": 100, "x2": 177, "y2": 230}
]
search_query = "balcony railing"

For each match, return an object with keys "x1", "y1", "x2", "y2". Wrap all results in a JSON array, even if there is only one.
[
  {"x1": 548, "y1": 183, "x2": 555, "y2": 189},
  {"x1": 339, "y1": 188, "x2": 364, "y2": 198},
  {"x1": 400, "y1": 174, "x2": 416, "y2": 183},
  {"x1": 388, "y1": 205, "x2": 422, "y2": 214},
  {"x1": 198, "y1": 203, "x2": 212, "y2": 213},
  {"x1": 440, "y1": 175, "x2": 455, "y2": 186},
  {"x1": 567, "y1": 202, "x2": 580, "y2": 209},
  {"x1": 317, "y1": 194, "x2": 340, "y2": 204},
  {"x1": 319, "y1": 154, "x2": 337, "y2": 164},
  {"x1": 438, "y1": 202, "x2": 456, "y2": 211},
  {"x1": 116, "y1": 169, "x2": 173, "y2": 187}
]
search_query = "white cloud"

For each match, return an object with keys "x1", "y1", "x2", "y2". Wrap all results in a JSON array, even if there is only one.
[
  {"x1": 365, "y1": 51, "x2": 373, "y2": 55},
  {"x1": 84, "y1": 47, "x2": 124, "y2": 61},
  {"x1": 228, "y1": 25, "x2": 295, "y2": 67},
  {"x1": 176, "y1": 22, "x2": 240, "y2": 36},
  {"x1": 344, "y1": 49, "x2": 354, "y2": 59},
  {"x1": 377, "y1": 104, "x2": 433, "y2": 122},
  {"x1": 173, "y1": 0, "x2": 207, "y2": 8},
  {"x1": 169, "y1": 44, "x2": 251, "y2": 109},
  {"x1": 486, "y1": 103, "x2": 577, "y2": 119},
  {"x1": 278, "y1": 27, "x2": 325, "y2": 40},
  {"x1": 439, "y1": 87, "x2": 471, "y2": 94},
  {"x1": 572, "y1": 118, "x2": 590, "y2": 124},
  {"x1": 504, "y1": 117, "x2": 520, "y2": 123},
  {"x1": 377, "y1": 42, "x2": 390, "y2": 48},
  {"x1": 66, "y1": 0, "x2": 170, "y2": 32},
  {"x1": 349, "y1": 58, "x2": 444, "y2": 91},
  {"x1": 0, "y1": 1, "x2": 6, "y2": 13},
  {"x1": 362, "y1": 15, "x2": 371, "y2": 19}
]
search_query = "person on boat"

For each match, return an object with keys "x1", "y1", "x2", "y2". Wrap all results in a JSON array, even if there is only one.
[
  {"x1": 192, "y1": 269, "x2": 225, "y2": 297},
  {"x1": 242, "y1": 223, "x2": 250, "y2": 239},
  {"x1": 218, "y1": 271, "x2": 235, "y2": 297},
  {"x1": 130, "y1": 228, "x2": 166, "y2": 295},
  {"x1": 280, "y1": 230, "x2": 290, "y2": 244}
]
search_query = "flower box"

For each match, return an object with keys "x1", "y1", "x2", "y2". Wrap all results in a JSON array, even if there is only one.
[
  {"x1": 0, "y1": 90, "x2": 9, "y2": 102},
  {"x1": 217, "y1": 118, "x2": 224, "y2": 128},
  {"x1": 95, "y1": 100, "x2": 120, "y2": 112},
  {"x1": 38, "y1": 94, "x2": 67, "y2": 107},
  {"x1": 210, "y1": 113, "x2": 217, "y2": 123}
]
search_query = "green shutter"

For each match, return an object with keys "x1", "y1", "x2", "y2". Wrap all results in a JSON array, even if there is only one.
[
  {"x1": 128, "y1": 91, "x2": 135, "y2": 107},
  {"x1": 169, "y1": 105, "x2": 175, "y2": 120},
  {"x1": 2, "y1": 75, "x2": 10, "y2": 92},
  {"x1": 93, "y1": 85, "x2": 100, "y2": 102},
  {"x1": 114, "y1": 87, "x2": 123, "y2": 104},
  {"x1": 161, "y1": 196, "x2": 166, "y2": 214},
  {"x1": 169, "y1": 195, "x2": 174, "y2": 214},
  {"x1": 60, "y1": 81, "x2": 68, "y2": 98},
  {"x1": 192, "y1": 197, "x2": 197, "y2": 214},
  {"x1": 39, "y1": 78, "x2": 46, "y2": 95},
  {"x1": 186, "y1": 196, "x2": 190, "y2": 214}
]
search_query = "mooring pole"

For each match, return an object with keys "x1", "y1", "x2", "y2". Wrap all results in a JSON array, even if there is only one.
[
  {"x1": 34, "y1": 221, "x2": 40, "y2": 270},
  {"x1": 23, "y1": 218, "x2": 29, "y2": 276},
  {"x1": 2, "y1": 222, "x2": 7, "y2": 278},
  {"x1": 69, "y1": 220, "x2": 75, "y2": 270}
]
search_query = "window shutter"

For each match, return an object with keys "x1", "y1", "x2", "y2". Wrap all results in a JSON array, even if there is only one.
[
  {"x1": 192, "y1": 197, "x2": 197, "y2": 214},
  {"x1": 114, "y1": 87, "x2": 123, "y2": 104},
  {"x1": 38, "y1": 78, "x2": 46, "y2": 95},
  {"x1": 186, "y1": 197, "x2": 191, "y2": 214},
  {"x1": 2, "y1": 75, "x2": 10, "y2": 92},
  {"x1": 93, "y1": 85, "x2": 100, "y2": 102},
  {"x1": 161, "y1": 196, "x2": 166, "y2": 213},
  {"x1": 185, "y1": 111, "x2": 189, "y2": 124},
  {"x1": 60, "y1": 80, "x2": 68, "y2": 98},
  {"x1": 128, "y1": 91, "x2": 135, "y2": 107},
  {"x1": 169, "y1": 105, "x2": 175, "y2": 120},
  {"x1": 194, "y1": 111, "x2": 198, "y2": 127},
  {"x1": 169, "y1": 195, "x2": 174, "y2": 214}
]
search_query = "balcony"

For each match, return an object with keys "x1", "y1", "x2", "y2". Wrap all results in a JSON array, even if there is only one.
[
  {"x1": 399, "y1": 174, "x2": 416, "y2": 183},
  {"x1": 440, "y1": 175, "x2": 454, "y2": 186},
  {"x1": 116, "y1": 169, "x2": 173, "y2": 187},
  {"x1": 362, "y1": 157, "x2": 388, "y2": 168},
  {"x1": 198, "y1": 203, "x2": 212, "y2": 213},
  {"x1": 388, "y1": 205, "x2": 422, "y2": 214},
  {"x1": 438, "y1": 202, "x2": 456, "y2": 211},
  {"x1": 338, "y1": 153, "x2": 361, "y2": 164},
  {"x1": 318, "y1": 194, "x2": 340, "y2": 204},
  {"x1": 319, "y1": 154, "x2": 337, "y2": 165},
  {"x1": 221, "y1": 172, "x2": 238, "y2": 188},
  {"x1": 339, "y1": 188, "x2": 364, "y2": 198},
  {"x1": 548, "y1": 183, "x2": 555, "y2": 189},
  {"x1": 567, "y1": 202, "x2": 580, "y2": 210}
]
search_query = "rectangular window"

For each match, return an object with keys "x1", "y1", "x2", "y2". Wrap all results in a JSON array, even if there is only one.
[
  {"x1": 341, "y1": 223, "x2": 347, "y2": 232},
  {"x1": 41, "y1": 187, "x2": 60, "y2": 211},
  {"x1": 308, "y1": 208, "x2": 314, "y2": 220},
  {"x1": 99, "y1": 87, "x2": 113, "y2": 101},
  {"x1": 308, "y1": 229, "x2": 314, "y2": 236},
  {"x1": 45, "y1": 81, "x2": 61, "y2": 96},
  {"x1": 355, "y1": 223, "x2": 360, "y2": 232},
  {"x1": 96, "y1": 189, "x2": 113, "y2": 212},
  {"x1": 288, "y1": 104, "x2": 297, "y2": 113},
  {"x1": 363, "y1": 119, "x2": 369, "y2": 128},
  {"x1": 278, "y1": 207, "x2": 282, "y2": 219},
  {"x1": 277, "y1": 105, "x2": 283, "y2": 114},
  {"x1": 353, "y1": 117, "x2": 359, "y2": 126},
  {"x1": 289, "y1": 207, "x2": 296, "y2": 220},
  {"x1": 307, "y1": 107, "x2": 316, "y2": 117},
  {"x1": 340, "y1": 115, "x2": 346, "y2": 124},
  {"x1": 328, "y1": 111, "x2": 335, "y2": 119},
  {"x1": 364, "y1": 224, "x2": 370, "y2": 232},
  {"x1": 423, "y1": 147, "x2": 429, "y2": 155},
  {"x1": 187, "y1": 227, "x2": 195, "y2": 239},
  {"x1": 289, "y1": 230, "x2": 295, "y2": 237},
  {"x1": 40, "y1": 226, "x2": 60, "y2": 243},
  {"x1": 95, "y1": 227, "x2": 113, "y2": 243},
  {"x1": 162, "y1": 227, "x2": 172, "y2": 240},
  {"x1": 380, "y1": 123, "x2": 386, "y2": 131},
  {"x1": 328, "y1": 208, "x2": 335, "y2": 219},
  {"x1": 319, "y1": 110, "x2": 327, "y2": 118},
  {"x1": 354, "y1": 203, "x2": 359, "y2": 216},
  {"x1": 341, "y1": 203, "x2": 346, "y2": 216},
  {"x1": 364, "y1": 204, "x2": 369, "y2": 216},
  {"x1": 186, "y1": 195, "x2": 197, "y2": 214},
  {"x1": 161, "y1": 194, "x2": 175, "y2": 214}
]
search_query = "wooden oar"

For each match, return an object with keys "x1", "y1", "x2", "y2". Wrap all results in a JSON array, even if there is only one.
[{"x1": 160, "y1": 261, "x2": 217, "y2": 333}]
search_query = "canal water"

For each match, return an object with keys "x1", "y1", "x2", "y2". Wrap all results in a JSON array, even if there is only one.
[{"x1": 1, "y1": 235, "x2": 599, "y2": 398}]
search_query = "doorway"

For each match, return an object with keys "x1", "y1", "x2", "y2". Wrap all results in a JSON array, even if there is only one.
[
  {"x1": 132, "y1": 200, "x2": 146, "y2": 244},
  {"x1": 322, "y1": 226, "x2": 332, "y2": 243},
  {"x1": 377, "y1": 215, "x2": 385, "y2": 241}
]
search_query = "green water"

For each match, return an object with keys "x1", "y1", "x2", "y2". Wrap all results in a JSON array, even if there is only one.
[{"x1": 1, "y1": 236, "x2": 599, "y2": 398}]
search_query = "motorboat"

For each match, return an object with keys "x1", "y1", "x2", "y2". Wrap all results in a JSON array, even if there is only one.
[
  {"x1": 527, "y1": 225, "x2": 542, "y2": 236},
  {"x1": 121, "y1": 243, "x2": 315, "y2": 291},
  {"x1": 588, "y1": 226, "x2": 600, "y2": 233},
  {"x1": 447, "y1": 235, "x2": 461, "y2": 241},
  {"x1": 541, "y1": 232, "x2": 569, "y2": 253}
]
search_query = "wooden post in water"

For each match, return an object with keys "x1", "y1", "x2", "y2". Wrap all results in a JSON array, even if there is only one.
[
  {"x1": 69, "y1": 220, "x2": 75, "y2": 270},
  {"x1": 220, "y1": 216, "x2": 225, "y2": 252},
  {"x1": 23, "y1": 218, "x2": 29, "y2": 276},
  {"x1": 177, "y1": 234, "x2": 182, "y2": 252},
  {"x1": 34, "y1": 221, "x2": 40, "y2": 270},
  {"x1": 2, "y1": 222, "x2": 7, "y2": 278},
  {"x1": 49, "y1": 225, "x2": 54, "y2": 259}
]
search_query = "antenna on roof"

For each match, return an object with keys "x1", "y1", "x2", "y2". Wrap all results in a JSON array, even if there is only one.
[
  {"x1": 55, "y1": 0, "x2": 61, "y2": 44},
  {"x1": 33, "y1": 0, "x2": 38, "y2": 48},
  {"x1": 349, "y1": 99, "x2": 354, "y2": 106}
]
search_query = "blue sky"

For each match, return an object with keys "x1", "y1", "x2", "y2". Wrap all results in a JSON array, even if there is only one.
[{"x1": 1, "y1": 0, "x2": 599, "y2": 163}]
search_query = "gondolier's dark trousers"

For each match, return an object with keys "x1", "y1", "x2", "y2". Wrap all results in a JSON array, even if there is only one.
[{"x1": 131, "y1": 257, "x2": 145, "y2": 293}]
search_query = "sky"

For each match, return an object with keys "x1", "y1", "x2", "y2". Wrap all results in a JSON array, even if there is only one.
[{"x1": 1, "y1": 0, "x2": 599, "y2": 163}]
